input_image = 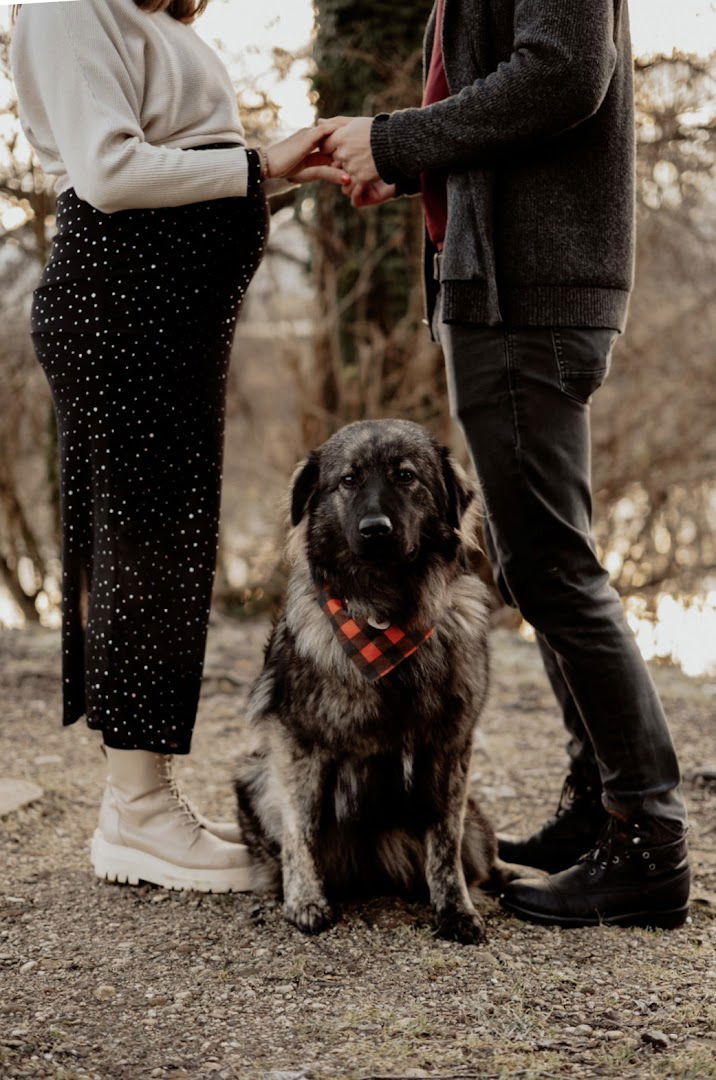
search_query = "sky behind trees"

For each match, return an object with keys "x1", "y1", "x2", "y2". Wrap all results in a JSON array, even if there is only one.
[{"x1": 193, "y1": 0, "x2": 716, "y2": 130}]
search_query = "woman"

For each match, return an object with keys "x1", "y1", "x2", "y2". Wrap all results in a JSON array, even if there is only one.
[{"x1": 9, "y1": 0, "x2": 345, "y2": 894}]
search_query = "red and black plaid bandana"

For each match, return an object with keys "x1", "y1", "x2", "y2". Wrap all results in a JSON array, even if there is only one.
[{"x1": 316, "y1": 585, "x2": 435, "y2": 681}]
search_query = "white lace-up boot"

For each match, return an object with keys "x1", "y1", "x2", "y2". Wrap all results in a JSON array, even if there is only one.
[{"x1": 90, "y1": 748, "x2": 252, "y2": 893}]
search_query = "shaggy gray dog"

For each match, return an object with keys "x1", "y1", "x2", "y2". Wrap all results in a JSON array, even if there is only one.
[{"x1": 235, "y1": 419, "x2": 497, "y2": 944}]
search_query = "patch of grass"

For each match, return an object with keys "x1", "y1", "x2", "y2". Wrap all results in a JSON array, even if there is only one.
[
  {"x1": 421, "y1": 950, "x2": 460, "y2": 974},
  {"x1": 653, "y1": 1048, "x2": 716, "y2": 1078}
]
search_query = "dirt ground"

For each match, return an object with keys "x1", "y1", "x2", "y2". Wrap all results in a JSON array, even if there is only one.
[{"x1": 1, "y1": 617, "x2": 714, "y2": 1080}]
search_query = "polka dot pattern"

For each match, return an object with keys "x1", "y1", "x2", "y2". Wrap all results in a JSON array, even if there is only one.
[{"x1": 30, "y1": 143, "x2": 269, "y2": 754}]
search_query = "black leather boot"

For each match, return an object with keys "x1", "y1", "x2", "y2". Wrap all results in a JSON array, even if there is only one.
[
  {"x1": 500, "y1": 814, "x2": 690, "y2": 928},
  {"x1": 497, "y1": 773, "x2": 608, "y2": 873}
]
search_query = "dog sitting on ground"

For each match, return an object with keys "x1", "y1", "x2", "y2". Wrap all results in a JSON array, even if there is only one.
[{"x1": 234, "y1": 418, "x2": 498, "y2": 944}]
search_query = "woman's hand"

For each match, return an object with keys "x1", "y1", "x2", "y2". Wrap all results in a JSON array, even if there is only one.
[{"x1": 265, "y1": 124, "x2": 347, "y2": 186}]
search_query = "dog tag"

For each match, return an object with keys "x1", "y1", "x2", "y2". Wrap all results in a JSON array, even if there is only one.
[{"x1": 367, "y1": 616, "x2": 391, "y2": 630}]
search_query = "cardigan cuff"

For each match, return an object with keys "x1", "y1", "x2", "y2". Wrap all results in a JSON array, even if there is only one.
[
  {"x1": 245, "y1": 148, "x2": 263, "y2": 195},
  {"x1": 395, "y1": 175, "x2": 423, "y2": 197},
  {"x1": 370, "y1": 112, "x2": 418, "y2": 188}
]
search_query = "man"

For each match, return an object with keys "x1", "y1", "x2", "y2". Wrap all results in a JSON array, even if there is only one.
[{"x1": 322, "y1": 0, "x2": 690, "y2": 928}]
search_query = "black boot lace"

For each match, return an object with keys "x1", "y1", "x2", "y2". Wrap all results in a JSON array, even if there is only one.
[
  {"x1": 578, "y1": 815, "x2": 632, "y2": 875},
  {"x1": 555, "y1": 774, "x2": 576, "y2": 816},
  {"x1": 578, "y1": 815, "x2": 677, "y2": 876},
  {"x1": 555, "y1": 772, "x2": 600, "y2": 817}
]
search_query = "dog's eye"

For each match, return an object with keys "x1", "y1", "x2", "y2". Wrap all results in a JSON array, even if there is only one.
[
  {"x1": 397, "y1": 469, "x2": 416, "y2": 484},
  {"x1": 340, "y1": 474, "x2": 357, "y2": 488}
]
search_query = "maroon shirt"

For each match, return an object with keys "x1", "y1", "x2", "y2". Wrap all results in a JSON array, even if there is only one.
[{"x1": 420, "y1": 0, "x2": 449, "y2": 250}]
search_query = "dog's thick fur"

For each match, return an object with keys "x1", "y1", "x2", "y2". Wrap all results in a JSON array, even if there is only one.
[{"x1": 235, "y1": 419, "x2": 497, "y2": 944}]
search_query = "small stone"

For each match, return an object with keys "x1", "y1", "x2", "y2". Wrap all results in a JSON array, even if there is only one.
[
  {"x1": 574, "y1": 1024, "x2": 593, "y2": 1035},
  {"x1": 266, "y1": 1072, "x2": 310, "y2": 1080},
  {"x1": 94, "y1": 985, "x2": 116, "y2": 1002},
  {"x1": 642, "y1": 1030, "x2": 669, "y2": 1051},
  {"x1": 174, "y1": 990, "x2": 193, "y2": 1005},
  {"x1": 20, "y1": 960, "x2": 37, "y2": 972},
  {"x1": 145, "y1": 993, "x2": 169, "y2": 1006},
  {"x1": 0, "y1": 779, "x2": 43, "y2": 817},
  {"x1": 603, "y1": 1030, "x2": 623, "y2": 1040}
]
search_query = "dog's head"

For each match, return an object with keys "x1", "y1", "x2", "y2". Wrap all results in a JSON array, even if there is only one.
[{"x1": 289, "y1": 420, "x2": 477, "y2": 587}]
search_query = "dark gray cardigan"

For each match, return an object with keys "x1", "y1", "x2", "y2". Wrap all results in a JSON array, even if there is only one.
[{"x1": 370, "y1": 0, "x2": 636, "y2": 333}]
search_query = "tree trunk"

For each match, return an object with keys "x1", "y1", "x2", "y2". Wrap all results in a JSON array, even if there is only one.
[{"x1": 308, "y1": 0, "x2": 448, "y2": 445}]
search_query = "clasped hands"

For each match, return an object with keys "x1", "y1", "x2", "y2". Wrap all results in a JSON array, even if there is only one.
[{"x1": 264, "y1": 116, "x2": 397, "y2": 209}]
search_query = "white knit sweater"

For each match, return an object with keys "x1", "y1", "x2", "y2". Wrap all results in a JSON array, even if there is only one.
[{"x1": 10, "y1": 0, "x2": 289, "y2": 213}]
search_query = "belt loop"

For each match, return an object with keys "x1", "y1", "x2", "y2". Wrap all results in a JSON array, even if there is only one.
[{"x1": 433, "y1": 251, "x2": 442, "y2": 281}]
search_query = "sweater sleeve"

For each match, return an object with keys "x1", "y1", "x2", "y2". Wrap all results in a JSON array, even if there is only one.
[
  {"x1": 14, "y1": 0, "x2": 250, "y2": 213},
  {"x1": 370, "y1": 0, "x2": 620, "y2": 185}
]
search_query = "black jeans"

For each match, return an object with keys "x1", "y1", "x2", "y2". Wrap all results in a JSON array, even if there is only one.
[{"x1": 433, "y1": 286, "x2": 686, "y2": 826}]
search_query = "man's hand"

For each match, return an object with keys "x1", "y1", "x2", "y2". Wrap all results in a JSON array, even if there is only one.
[
  {"x1": 341, "y1": 177, "x2": 397, "y2": 208},
  {"x1": 322, "y1": 117, "x2": 380, "y2": 186}
]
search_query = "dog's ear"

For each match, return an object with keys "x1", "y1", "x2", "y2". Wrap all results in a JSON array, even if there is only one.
[
  {"x1": 290, "y1": 451, "x2": 321, "y2": 526},
  {"x1": 439, "y1": 446, "x2": 476, "y2": 530}
]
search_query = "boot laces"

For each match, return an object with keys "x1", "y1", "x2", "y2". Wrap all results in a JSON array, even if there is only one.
[
  {"x1": 555, "y1": 773, "x2": 577, "y2": 817},
  {"x1": 556, "y1": 771, "x2": 600, "y2": 817},
  {"x1": 580, "y1": 815, "x2": 625, "y2": 872},
  {"x1": 579, "y1": 815, "x2": 662, "y2": 874},
  {"x1": 156, "y1": 754, "x2": 203, "y2": 834},
  {"x1": 579, "y1": 814, "x2": 686, "y2": 877}
]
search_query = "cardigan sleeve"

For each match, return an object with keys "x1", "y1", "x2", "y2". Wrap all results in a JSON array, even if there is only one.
[
  {"x1": 12, "y1": 1, "x2": 251, "y2": 213},
  {"x1": 370, "y1": 0, "x2": 620, "y2": 185}
]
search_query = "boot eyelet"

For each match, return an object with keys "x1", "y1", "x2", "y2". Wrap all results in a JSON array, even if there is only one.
[
  {"x1": 642, "y1": 851, "x2": 650, "y2": 859},
  {"x1": 632, "y1": 837, "x2": 641, "y2": 845},
  {"x1": 649, "y1": 863, "x2": 656, "y2": 871},
  {"x1": 612, "y1": 855, "x2": 619, "y2": 864},
  {"x1": 589, "y1": 868, "x2": 596, "y2": 876}
]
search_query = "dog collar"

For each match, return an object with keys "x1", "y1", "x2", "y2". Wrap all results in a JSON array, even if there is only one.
[{"x1": 315, "y1": 585, "x2": 435, "y2": 681}]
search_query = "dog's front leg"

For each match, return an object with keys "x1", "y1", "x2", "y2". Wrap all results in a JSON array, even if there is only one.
[
  {"x1": 424, "y1": 744, "x2": 487, "y2": 945},
  {"x1": 276, "y1": 742, "x2": 334, "y2": 935}
]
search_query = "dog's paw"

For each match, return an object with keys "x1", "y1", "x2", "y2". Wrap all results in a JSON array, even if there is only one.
[
  {"x1": 283, "y1": 896, "x2": 335, "y2": 935},
  {"x1": 434, "y1": 906, "x2": 487, "y2": 946}
]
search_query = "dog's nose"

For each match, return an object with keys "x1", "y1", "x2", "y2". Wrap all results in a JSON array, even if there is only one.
[{"x1": 359, "y1": 514, "x2": 393, "y2": 539}]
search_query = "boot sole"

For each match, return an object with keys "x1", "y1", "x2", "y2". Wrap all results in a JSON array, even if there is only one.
[
  {"x1": 501, "y1": 897, "x2": 690, "y2": 930},
  {"x1": 90, "y1": 830, "x2": 253, "y2": 894}
]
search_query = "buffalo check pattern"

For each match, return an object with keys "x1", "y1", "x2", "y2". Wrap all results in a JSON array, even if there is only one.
[{"x1": 316, "y1": 585, "x2": 435, "y2": 681}]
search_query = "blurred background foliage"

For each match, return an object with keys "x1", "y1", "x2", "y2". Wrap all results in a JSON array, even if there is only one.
[{"x1": 0, "y1": 10, "x2": 714, "y2": 671}]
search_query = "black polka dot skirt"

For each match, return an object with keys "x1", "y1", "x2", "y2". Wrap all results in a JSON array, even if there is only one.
[{"x1": 30, "y1": 143, "x2": 269, "y2": 754}]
